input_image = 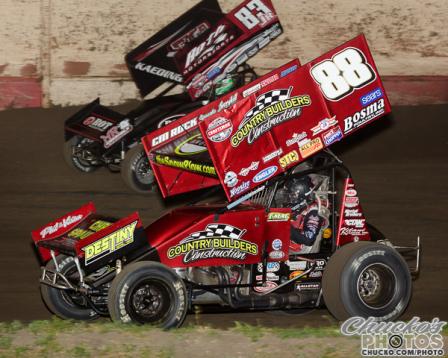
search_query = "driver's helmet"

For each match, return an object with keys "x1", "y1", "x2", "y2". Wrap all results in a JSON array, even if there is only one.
[
  {"x1": 275, "y1": 175, "x2": 314, "y2": 208},
  {"x1": 287, "y1": 176, "x2": 314, "y2": 206},
  {"x1": 214, "y1": 75, "x2": 236, "y2": 97}
]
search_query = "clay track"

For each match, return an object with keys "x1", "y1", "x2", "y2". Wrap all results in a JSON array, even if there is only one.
[{"x1": 0, "y1": 103, "x2": 447, "y2": 326}]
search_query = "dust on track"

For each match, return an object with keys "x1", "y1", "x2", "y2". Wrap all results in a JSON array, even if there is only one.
[{"x1": 0, "y1": 103, "x2": 446, "y2": 326}]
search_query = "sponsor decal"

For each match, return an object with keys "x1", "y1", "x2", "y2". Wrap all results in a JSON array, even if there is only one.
[
  {"x1": 345, "y1": 219, "x2": 365, "y2": 228},
  {"x1": 231, "y1": 87, "x2": 311, "y2": 147},
  {"x1": 68, "y1": 220, "x2": 112, "y2": 240},
  {"x1": 341, "y1": 316, "x2": 446, "y2": 357},
  {"x1": 311, "y1": 116, "x2": 337, "y2": 135},
  {"x1": 308, "y1": 271, "x2": 323, "y2": 278},
  {"x1": 170, "y1": 22, "x2": 210, "y2": 52},
  {"x1": 224, "y1": 171, "x2": 238, "y2": 188},
  {"x1": 206, "y1": 117, "x2": 233, "y2": 142},
  {"x1": 83, "y1": 221, "x2": 138, "y2": 265},
  {"x1": 287, "y1": 260, "x2": 307, "y2": 270},
  {"x1": 184, "y1": 24, "x2": 234, "y2": 74},
  {"x1": 40, "y1": 215, "x2": 84, "y2": 239},
  {"x1": 135, "y1": 62, "x2": 183, "y2": 82},
  {"x1": 151, "y1": 118, "x2": 198, "y2": 147},
  {"x1": 255, "y1": 273, "x2": 279, "y2": 281},
  {"x1": 254, "y1": 281, "x2": 277, "y2": 293},
  {"x1": 299, "y1": 137, "x2": 323, "y2": 158},
  {"x1": 157, "y1": 113, "x2": 185, "y2": 129},
  {"x1": 344, "y1": 196, "x2": 359, "y2": 208},
  {"x1": 257, "y1": 262, "x2": 280, "y2": 273},
  {"x1": 230, "y1": 181, "x2": 250, "y2": 197},
  {"x1": 243, "y1": 73, "x2": 281, "y2": 98},
  {"x1": 286, "y1": 131, "x2": 307, "y2": 147},
  {"x1": 272, "y1": 238, "x2": 282, "y2": 250},
  {"x1": 167, "y1": 223, "x2": 257, "y2": 264},
  {"x1": 281, "y1": 64, "x2": 298, "y2": 77},
  {"x1": 346, "y1": 189, "x2": 357, "y2": 197},
  {"x1": 217, "y1": 93, "x2": 238, "y2": 112},
  {"x1": 360, "y1": 87, "x2": 383, "y2": 107},
  {"x1": 295, "y1": 282, "x2": 320, "y2": 291},
  {"x1": 344, "y1": 98, "x2": 385, "y2": 134},
  {"x1": 100, "y1": 120, "x2": 133, "y2": 149},
  {"x1": 83, "y1": 116, "x2": 113, "y2": 132},
  {"x1": 269, "y1": 250, "x2": 285, "y2": 260},
  {"x1": 339, "y1": 227, "x2": 368, "y2": 236},
  {"x1": 174, "y1": 134, "x2": 206, "y2": 156},
  {"x1": 154, "y1": 155, "x2": 216, "y2": 176},
  {"x1": 262, "y1": 148, "x2": 283, "y2": 163},
  {"x1": 267, "y1": 212, "x2": 290, "y2": 222},
  {"x1": 322, "y1": 126, "x2": 343, "y2": 146},
  {"x1": 315, "y1": 259, "x2": 326, "y2": 268},
  {"x1": 289, "y1": 270, "x2": 305, "y2": 279},
  {"x1": 345, "y1": 209, "x2": 362, "y2": 217},
  {"x1": 253, "y1": 166, "x2": 277, "y2": 183},
  {"x1": 239, "y1": 161, "x2": 259, "y2": 176},
  {"x1": 279, "y1": 150, "x2": 299, "y2": 168}
]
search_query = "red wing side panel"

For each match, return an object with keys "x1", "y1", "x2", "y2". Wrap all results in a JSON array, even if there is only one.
[
  {"x1": 336, "y1": 178, "x2": 371, "y2": 246},
  {"x1": 199, "y1": 34, "x2": 391, "y2": 200},
  {"x1": 31, "y1": 202, "x2": 96, "y2": 262},
  {"x1": 156, "y1": 208, "x2": 267, "y2": 268},
  {"x1": 142, "y1": 59, "x2": 301, "y2": 197},
  {"x1": 151, "y1": 163, "x2": 220, "y2": 198},
  {"x1": 264, "y1": 209, "x2": 291, "y2": 262}
]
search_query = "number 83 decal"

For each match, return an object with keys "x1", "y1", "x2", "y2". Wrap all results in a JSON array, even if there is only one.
[{"x1": 310, "y1": 47, "x2": 376, "y2": 101}]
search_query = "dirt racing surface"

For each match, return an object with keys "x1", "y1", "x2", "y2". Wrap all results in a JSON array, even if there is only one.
[{"x1": 0, "y1": 103, "x2": 447, "y2": 326}]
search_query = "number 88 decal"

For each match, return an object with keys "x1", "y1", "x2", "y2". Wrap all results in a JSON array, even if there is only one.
[{"x1": 311, "y1": 47, "x2": 375, "y2": 101}]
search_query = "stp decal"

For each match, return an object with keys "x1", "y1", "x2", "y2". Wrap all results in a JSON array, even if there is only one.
[{"x1": 167, "y1": 224, "x2": 257, "y2": 264}]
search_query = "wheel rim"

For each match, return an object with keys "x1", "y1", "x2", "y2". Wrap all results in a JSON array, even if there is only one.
[
  {"x1": 357, "y1": 263, "x2": 397, "y2": 310},
  {"x1": 128, "y1": 279, "x2": 172, "y2": 324},
  {"x1": 134, "y1": 156, "x2": 154, "y2": 185},
  {"x1": 60, "y1": 265, "x2": 89, "y2": 308}
]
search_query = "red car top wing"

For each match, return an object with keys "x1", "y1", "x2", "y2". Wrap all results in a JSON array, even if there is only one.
[
  {"x1": 199, "y1": 34, "x2": 391, "y2": 200},
  {"x1": 142, "y1": 59, "x2": 301, "y2": 198}
]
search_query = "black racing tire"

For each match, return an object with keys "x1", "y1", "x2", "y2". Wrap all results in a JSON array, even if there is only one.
[
  {"x1": 108, "y1": 261, "x2": 188, "y2": 328},
  {"x1": 120, "y1": 144, "x2": 155, "y2": 194},
  {"x1": 322, "y1": 241, "x2": 412, "y2": 321},
  {"x1": 63, "y1": 135, "x2": 98, "y2": 173},
  {"x1": 40, "y1": 256, "x2": 99, "y2": 321}
]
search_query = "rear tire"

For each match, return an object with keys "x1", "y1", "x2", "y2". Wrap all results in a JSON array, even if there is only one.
[
  {"x1": 108, "y1": 262, "x2": 188, "y2": 328},
  {"x1": 322, "y1": 242, "x2": 411, "y2": 321},
  {"x1": 121, "y1": 144, "x2": 155, "y2": 194},
  {"x1": 40, "y1": 256, "x2": 98, "y2": 320},
  {"x1": 63, "y1": 136, "x2": 98, "y2": 173}
]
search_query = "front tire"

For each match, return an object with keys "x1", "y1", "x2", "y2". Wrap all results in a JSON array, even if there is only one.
[
  {"x1": 121, "y1": 144, "x2": 155, "y2": 193},
  {"x1": 63, "y1": 135, "x2": 98, "y2": 173},
  {"x1": 40, "y1": 256, "x2": 98, "y2": 320},
  {"x1": 322, "y1": 242, "x2": 412, "y2": 321},
  {"x1": 108, "y1": 262, "x2": 188, "y2": 329}
]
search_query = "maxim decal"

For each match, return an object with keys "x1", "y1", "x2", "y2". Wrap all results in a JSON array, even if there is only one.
[
  {"x1": 230, "y1": 87, "x2": 311, "y2": 147},
  {"x1": 167, "y1": 224, "x2": 257, "y2": 264}
]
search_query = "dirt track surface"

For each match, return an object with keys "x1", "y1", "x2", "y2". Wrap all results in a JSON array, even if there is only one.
[{"x1": 0, "y1": 103, "x2": 447, "y2": 326}]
